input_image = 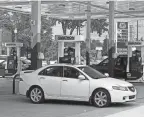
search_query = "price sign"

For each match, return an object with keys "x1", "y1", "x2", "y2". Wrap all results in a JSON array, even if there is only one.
[
  {"x1": 117, "y1": 22, "x2": 128, "y2": 55},
  {"x1": 117, "y1": 22, "x2": 128, "y2": 42}
]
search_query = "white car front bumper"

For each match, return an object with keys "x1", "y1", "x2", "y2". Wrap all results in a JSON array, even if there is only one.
[{"x1": 109, "y1": 88, "x2": 137, "y2": 103}]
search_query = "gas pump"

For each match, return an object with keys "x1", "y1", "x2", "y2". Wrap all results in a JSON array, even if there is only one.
[
  {"x1": 56, "y1": 35, "x2": 84, "y2": 64},
  {"x1": 127, "y1": 41, "x2": 143, "y2": 81},
  {"x1": 7, "y1": 49, "x2": 17, "y2": 74},
  {"x1": 5, "y1": 42, "x2": 23, "y2": 75},
  {"x1": 141, "y1": 42, "x2": 144, "y2": 81}
]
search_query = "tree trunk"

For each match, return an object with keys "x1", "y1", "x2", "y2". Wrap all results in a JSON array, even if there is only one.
[
  {"x1": 77, "y1": 26, "x2": 78, "y2": 35},
  {"x1": 70, "y1": 26, "x2": 76, "y2": 35},
  {"x1": 62, "y1": 22, "x2": 67, "y2": 35},
  {"x1": 0, "y1": 29, "x2": 2, "y2": 55},
  {"x1": 62, "y1": 27, "x2": 66, "y2": 35},
  {"x1": 11, "y1": 30, "x2": 15, "y2": 42},
  {"x1": 79, "y1": 26, "x2": 80, "y2": 35}
]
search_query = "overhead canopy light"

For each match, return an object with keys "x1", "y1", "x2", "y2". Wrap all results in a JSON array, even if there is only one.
[
  {"x1": 128, "y1": 1, "x2": 135, "y2": 10},
  {"x1": 15, "y1": 6, "x2": 22, "y2": 9},
  {"x1": 59, "y1": 4, "x2": 66, "y2": 7},
  {"x1": 45, "y1": 11, "x2": 51, "y2": 14},
  {"x1": 129, "y1": 8, "x2": 135, "y2": 10}
]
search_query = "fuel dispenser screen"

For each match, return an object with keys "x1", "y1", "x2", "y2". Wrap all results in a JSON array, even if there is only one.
[
  {"x1": 8, "y1": 60, "x2": 15, "y2": 69},
  {"x1": 7, "y1": 56, "x2": 17, "y2": 70}
]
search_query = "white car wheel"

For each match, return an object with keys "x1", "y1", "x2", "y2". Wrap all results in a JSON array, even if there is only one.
[
  {"x1": 29, "y1": 87, "x2": 44, "y2": 104},
  {"x1": 92, "y1": 89, "x2": 111, "y2": 108}
]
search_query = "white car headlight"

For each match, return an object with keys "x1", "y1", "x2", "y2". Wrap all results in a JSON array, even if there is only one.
[{"x1": 112, "y1": 86, "x2": 128, "y2": 91}]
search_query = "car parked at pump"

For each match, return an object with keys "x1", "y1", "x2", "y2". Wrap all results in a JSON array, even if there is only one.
[
  {"x1": 19, "y1": 64, "x2": 136, "y2": 108},
  {"x1": 90, "y1": 54, "x2": 143, "y2": 80},
  {"x1": 0, "y1": 58, "x2": 31, "y2": 76}
]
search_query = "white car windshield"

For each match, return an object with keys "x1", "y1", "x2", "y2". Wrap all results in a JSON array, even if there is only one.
[{"x1": 78, "y1": 66, "x2": 107, "y2": 79}]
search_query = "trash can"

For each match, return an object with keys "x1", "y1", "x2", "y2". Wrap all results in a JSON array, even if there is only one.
[{"x1": 12, "y1": 74, "x2": 20, "y2": 94}]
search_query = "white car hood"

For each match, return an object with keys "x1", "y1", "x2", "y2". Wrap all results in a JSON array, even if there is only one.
[{"x1": 96, "y1": 77, "x2": 133, "y2": 87}]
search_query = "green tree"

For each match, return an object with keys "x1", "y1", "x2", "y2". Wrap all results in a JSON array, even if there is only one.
[
  {"x1": 91, "y1": 40, "x2": 103, "y2": 50},
  {"x1": 54, "y1": 19, "x2": 85, "y2": 35},
  {"x1": 68, "y1": 20, "x2": 85, "y2": 35},
  {"x1": 44, "y1": 40, "x2": 58, "y2": 61},
  {"x1": 0, "y1": 10, "x2": 55, "y2": 58},
  {"x1": 0, "y1": 11, "x2": 31, "y2": 43},
  {"x1": 81, "y1": 40, "x2": 103, "y2": 61},
  {"x1": 54, "y1": 18, "x2": 108, "y2": 36},
  {"x1": 0, "y1": 11, "x2": 31, "y2": 55},
  {"x1": 80, "y1": 41, "x2": 86, "y2": 59},
  {"x1": 41, "y1": 17, "x2": 55, "y2": 53},
  {"x1": 91, "y1": 19, "x2": 108, "y2": 36}
]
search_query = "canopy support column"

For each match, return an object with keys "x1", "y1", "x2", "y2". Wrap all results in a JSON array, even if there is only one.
[
  {"x1": 31, "y1": 1, "x2": 42, "y2": 69},
  {"x1": 108, "y1": 1, "x2": 115, "y2": 77},
  {"x1": 86, "y1": 2, "x2": 91, "y2": 65}
]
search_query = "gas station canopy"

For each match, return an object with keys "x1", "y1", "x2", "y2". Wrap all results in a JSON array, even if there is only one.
[{"x1": 0, "y1": 0, "x2": 144, "y2": 19}]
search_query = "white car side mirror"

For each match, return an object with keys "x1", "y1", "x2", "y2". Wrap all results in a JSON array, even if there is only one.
[
  {"x1": 104, "y1": 73, "x2": 109, "y2": 77},
  {"x1": 78, "y1": 75, "x2": 85, "y2": 80}
]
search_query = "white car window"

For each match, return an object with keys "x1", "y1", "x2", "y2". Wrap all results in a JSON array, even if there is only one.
[
  {"x1": 38, "y1": 66, "x2": 63, "y2": 77},
  {"x1": 63, "y1": 66, "x2": 80, "y2": 79},
  {"x1": 78, "y1": 66, "x2": 107, "y2": 79}
]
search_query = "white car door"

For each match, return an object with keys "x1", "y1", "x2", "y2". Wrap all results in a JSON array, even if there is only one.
[
  {"x1": 38, "y1": 66, "x2": 63, "y2": 96},
  {"x1": 61, "y1": 66, "x2": 90, "y2": 99}
]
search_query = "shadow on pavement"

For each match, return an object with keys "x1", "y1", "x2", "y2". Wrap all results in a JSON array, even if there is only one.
[
  {"x1": 44, "y1": 100, "x2": 91, "y2": 107},
  {"x1": 16, "y1": 98, "x2": 136, "y2": 108},
  {"x1": 110, "y1": 103, "x2": 136, "y2": 108}
]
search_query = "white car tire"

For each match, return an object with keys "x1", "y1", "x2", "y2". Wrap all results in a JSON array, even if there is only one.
[
  {"x1": 29, "y1": 87, "x2": 44, "y2": 104},
  {"x1": 92, "y1": 89, "x2": 111, "y2": 108}
]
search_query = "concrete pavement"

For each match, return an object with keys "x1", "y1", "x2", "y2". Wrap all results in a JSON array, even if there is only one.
[
  {"x1": 0, "y1": 78, "x2": 144, "y2": 117},
  {"x1": 0, "y1": 95, "x2": 139, "y2": 117},
  {"x1": 104, "y1": 105, "x2": 144, "y2": 117}
]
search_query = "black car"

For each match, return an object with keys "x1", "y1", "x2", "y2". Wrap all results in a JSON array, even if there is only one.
[{"x1": 90, "y1": 55, "x2": 143, "y2": 80}]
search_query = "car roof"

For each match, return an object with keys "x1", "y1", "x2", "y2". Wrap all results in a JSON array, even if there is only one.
[
  {"x1": 34, "y1": 64, "x2": 87, "y2": 73},
  {"x1": 49, "y1": 64, "x2": 86, "y2": 68}
]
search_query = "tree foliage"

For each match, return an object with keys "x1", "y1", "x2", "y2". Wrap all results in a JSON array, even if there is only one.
[
  {"x1": 0, "y1": 10, "x2": 55, "y2": 58},
  {"x1": 81, "y1": 40, "x2": 103, "y2": 60},
  {"x1": 54, "y1": 18, "x2": 108, "y2": 36},
  {"x1": 44, "y1": 40, "x2": 58, "y2": 61},
  {"x1": 91, "y1": 40, "x2": 103, "y2": 50},
  {"x1": 91, "y1": 19, "x2": 108, "y2": 36},
  {"x1": 41, "y1": 17, "x2": 56, "y2": 53},
  {"x1": 53, "y1": 19, "x2": 85, "y2": 35}
]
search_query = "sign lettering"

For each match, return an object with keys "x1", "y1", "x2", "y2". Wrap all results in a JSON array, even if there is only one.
[
  {"x1": 128, "y1": 41, "x2": 141, "y2": 46},
  {"x1": 57, "y1": 35, "x2": 75, "y2": 41},
  {"x1": 5, "y1": 42, "x2": 23, "y2": 47}
]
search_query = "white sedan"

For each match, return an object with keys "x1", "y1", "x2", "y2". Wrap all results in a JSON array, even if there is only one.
[{"x1": 19, "y1": 64, "x2": 136, "y2": 108}]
